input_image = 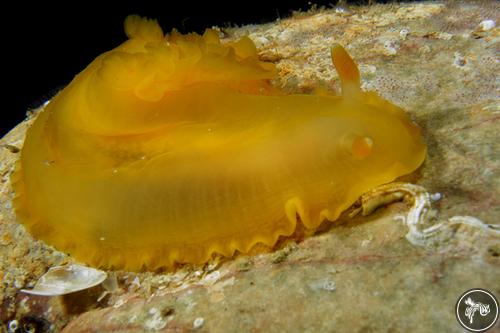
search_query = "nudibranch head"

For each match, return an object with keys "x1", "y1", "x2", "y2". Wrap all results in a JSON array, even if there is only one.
[{"x1": 12, "y1": 16, "x2": 426, "y2": 271}]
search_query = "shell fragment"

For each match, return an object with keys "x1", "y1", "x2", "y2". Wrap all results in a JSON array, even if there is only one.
[{"x1": 21, "y1": 264, "x2": 107, "y2": 296}]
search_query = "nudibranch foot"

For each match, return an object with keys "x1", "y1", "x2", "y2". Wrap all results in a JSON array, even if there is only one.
[{"x1": 12, "y1": 15, "x2": 426, "y2": 271}]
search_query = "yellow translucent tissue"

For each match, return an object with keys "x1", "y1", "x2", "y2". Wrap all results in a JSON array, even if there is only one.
[{"x1": 12, "y1": 15, "x2": 426, "y2": 271}]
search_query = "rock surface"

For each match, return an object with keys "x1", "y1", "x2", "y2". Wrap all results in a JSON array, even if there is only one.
[{"x1": 1, "y1": 2, "x2": 499, "y2": 332}]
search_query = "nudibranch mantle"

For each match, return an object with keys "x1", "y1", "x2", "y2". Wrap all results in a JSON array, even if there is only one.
[{"x1": 12, "y1": 15, "x2": 426, "y2": 271}]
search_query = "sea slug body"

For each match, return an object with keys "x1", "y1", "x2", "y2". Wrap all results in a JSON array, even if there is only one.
[{"x1": 12, "y1": 15, "x2": 426, "y2": 271}]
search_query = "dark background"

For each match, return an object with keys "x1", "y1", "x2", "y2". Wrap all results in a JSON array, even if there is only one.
[{"x1": 2, "y1": 1, "x2": 380, "y2": 136}]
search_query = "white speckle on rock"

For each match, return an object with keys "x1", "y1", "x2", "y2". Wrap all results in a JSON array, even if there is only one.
[
  {"x1": 144, "y1": 307, "x2": 168, "y2": 331},
  {"x1": 206, "y1": 262, "x2": 219, "y2": 272},
  {"x1": 13, "y1": 277, "x2": 24, "y2": 289},
  {"x1": 193, "y1": 317, "x2": 205, "y2": 329},
  {"x1": 44, "y1": 306, "x2": 53, "y2": 317},
  {"x1": 436, "y1": 32, "x2": 453, "y2": 40},
  {"x1": 322, "y1": 280, "x2": 336, "y2": 292},
  {"x1": 252, "y1": 35, "x2": 271, "y2": 48},
  {"x1": 203, "y1": 270, "x2": 221, "y2": 284},
  {"x1": 478, "y1": 19, "x2": 495, "y2": 31},
  {"x1": 482, "y1": 167, "x2": 493, "y2": 177},
  {"x1": 382, "y1": 40, "x2": 399, "y2": 55},
  {"x1": 430, "y1": 192, "x2": 442, "y2": 202},
  {"x1": 453, "y1": 52, "x2": 467, "y2": 68},
  {"x1": 8, "y1": 320, "x2": 19, "y2": 333},
  {"x1": 210, "y1": 276, "x2": 235, "y2": 292},
  {"x1": 419, "y1": 45, "x2": 431, "y2": 54},
  {"x1": 97, "y1": 291, "x2": 109, "y2": 302},
  {"x1": 113, "y1": 298, "x2": 126, "y2": 308},
  {"x1": 277, "y1": 29, "x2": 294, "y2": 43},
  {"x1": 360, "y1": 64, "x2": 377, "y2": 75},
  {"x1": 399, "y1": 28, "x2": 410, "y2": 39},
  {"x1": 309, "y1": 278, "x2": 336, "y2": 292},
  {"x1": 361, "y1": 239, "x2": 371, "y2": 247},
  {"x1": 4, "y1": 201, "x2": 12, "y2": 210},
  {"x1": 132, "y1": 276, "x2": 141, "y2": 287}
]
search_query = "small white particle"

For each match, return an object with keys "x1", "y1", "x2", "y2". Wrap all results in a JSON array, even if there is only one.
[
  {"x1": 322, "y1": 280, "x2": 336, "y2": 292},
  {"x1": 419, "y1": 45, "x2": 431, "y2": 54},
  {"x1": 399, "y1": 28, "x2": 410, "y2": 39},
  {"x1": 132, "y1": 276, "x2": 141, "y2": 287},
  {"x1": 308, "y1": 278, "x2": 336, "y2": 292},
  {"x1": 382, "y1": 40, "x2": 399, "y2": 55},
  {"x1": 430, "y1": 192, "x2": 442, "y2": 202},
  {"x1": 434, "y1": 32, "x2": 453, "y2": 40},
  {"x1": 113, "y1": 298, "x2": 126, "y2": 308},
  {"x1": 44, "y1": 306, "x2": 53, "y2": 317},
  {"x1": 97, "y1": 291, "x2": 109, "y2": 302},
  {"x1": 206, "y1": 262, "x2": 218, "y2": 271},
  {"x1": 144, "y1": 307, "x2": 168, "y2": 331},
  {"x1": 193, "y1": 317, "x2": 205, "y2": 329},
  {"x1": 478, "y1": 19, "x2": 495, "y2": 31},
  {"x1": 100, "y1": 237, "x2": 106, "y2": 241},
  {"x1": 361, "y1": 239, "x2": 371, "y2": 247},
  {"x1": 361, "y1": 64, "x2": 377, "y2": 74},
  {"x1": 8, "y1": 320, "x2": 19, "y2": 333},
  {"x1": 204, "y1": 271, "x2": 221, "y2": 283},
  {"x1": 112, "y1": 169, "x2": 118, "y2": 174},
  {"x1": 252, "y1": 36, "x2": 270, "y2": 48},
  {"x1": 14, "y1": 278, "x2": 24, "y2": 289},
  {"x1": 453, "y1": 52, "x2": 467, "y2": 68}
]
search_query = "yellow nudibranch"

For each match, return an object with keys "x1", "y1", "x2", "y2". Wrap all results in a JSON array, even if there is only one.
[{"x1": 12, "y1": 15, "x2": 426, "y2": 271}]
